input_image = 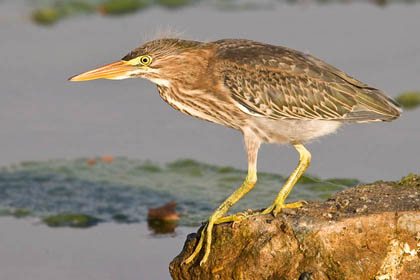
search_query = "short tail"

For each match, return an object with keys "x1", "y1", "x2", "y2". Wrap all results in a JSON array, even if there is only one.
[{"x1": 344, "y1": 88, "x2": 402, "y2": 122}]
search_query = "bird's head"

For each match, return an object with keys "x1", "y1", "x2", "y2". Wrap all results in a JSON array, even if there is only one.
[{"x1": 69, "y1": 38, "x2": 206, "y2": 86}]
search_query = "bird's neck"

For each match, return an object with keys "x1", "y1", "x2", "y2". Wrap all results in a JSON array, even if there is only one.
[{"x1": 156, "y1": 85, "x2": 200, "y2": 118}]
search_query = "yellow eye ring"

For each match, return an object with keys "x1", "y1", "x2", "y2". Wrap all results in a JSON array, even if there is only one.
[{"x1": 139, "y1": 55, "x2": 152, "y2": 66}]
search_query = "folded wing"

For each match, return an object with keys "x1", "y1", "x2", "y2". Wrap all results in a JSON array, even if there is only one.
[{"x1": 215, "y1": 40, "x2": 401, "y2": 122}]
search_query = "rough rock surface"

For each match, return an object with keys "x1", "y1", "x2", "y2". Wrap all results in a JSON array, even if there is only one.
[{"x1": 170, "y1": 175, "x2": 420, "y2": 280}]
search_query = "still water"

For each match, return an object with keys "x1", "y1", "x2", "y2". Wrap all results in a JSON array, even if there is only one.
[
  {"x1": 1, "y1": 1, "x2": 419, "y2": 182},
  {"x1": 1, "y1": 1, "x2": 419, "y2": 279},
  {"x1": 0, "y1": 157, "x2": 358, "y2": 225}
]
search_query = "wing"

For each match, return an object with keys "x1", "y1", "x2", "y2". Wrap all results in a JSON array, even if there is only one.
[{"x1": 215, "y1": 39, "x2": 401, "y2": 122}]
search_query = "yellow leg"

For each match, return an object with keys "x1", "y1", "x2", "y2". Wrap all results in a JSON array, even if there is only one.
[
  {"x1": 214, "y1": 210, "x2": 253, "y2": 224},
  {"x1": 184, "y1": 169, "x2": 257, "y2": 265},
  {"x1": 262, "y1": 144, "x2": 311, "y2": 216},
  {"x1": 184, "y1": 133, "x2": 260, "y2": 266}
]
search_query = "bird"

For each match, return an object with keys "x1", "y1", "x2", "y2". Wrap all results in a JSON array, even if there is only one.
[{"x1": 69, "y1": 38, "x2": 402, "y2": 265}]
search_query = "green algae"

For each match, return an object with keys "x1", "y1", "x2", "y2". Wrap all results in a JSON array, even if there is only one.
[
  {"x1": 167, "y1": 158, "x2": 202, "y2": 169},
  {"x1": 395, "y1": 173, "x2": 420, "y2": 187},
  {"x1": 30, "y1": 0, "x2": 420, "y2": 26},
  {"x1": 32, "y1": 1, "x2": 95, "y2": 25},
  {"x1": 218, "y1": 176, "x2": 245, "y2": 183},
  {"x1": 167, "y1": 159, "x2": 210, "y2": 177},
  {"x1": 43, "y1": 213, "x2": 101, "y2": 228},
  {"x1": 218, "y1": 166, "x2": 239, "y2": 174},
  {"x1": 324, "y1": 178, "x2": 360, "y2": 186},
  {"x1": 30, "y1": 0, "x2": 190, "y2": 26},
  {"x1": 156, "y1": 0, "x2": 193, "y2": 9},
  {"x1": 32, "y1": 8, "x2": 61, "y2": 25},
  {"x1": 0, "y1": 208, "x2": 32, "y2": 218},
  {"x1": 137, "y1": 162, "x2": 162, "y2": 173},
  {"x1": 319, "y1": 193, "x2": 333, "y2": 200},
  {"x1": 59, "y1": 1, "x2": 95, "y2": 15},
  {"x1": 0, "y1": 157, "x2": 360, "y2": 226},
  {"x1": 298, "y1": 174, "x2": 322, "y2": 184},
  {"x1": 13, "y1": 209, "x2": 32, "y2": 218},
  {"x1": 396, "y1": 91, "x2": 420, "y2": 110},
  {"x1": 99, "y1": 0, "x2": 149, "y2": 15}
]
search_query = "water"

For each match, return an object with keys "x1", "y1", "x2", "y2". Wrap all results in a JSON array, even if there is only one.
[
  {"x1": 0, "y1": 157, "x2": 357, "y2": 225},
  {"x1": 1, "y1": 1, "x2": 419, "y2": 184},
  {"x1": 1, "y1": 2, "x2": 420, "y2": 279},
  {"x1": 0, "y1": 216, "x2": 189, "y2": 280}
]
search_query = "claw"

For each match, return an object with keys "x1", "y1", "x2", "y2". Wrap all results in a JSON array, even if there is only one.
[
  {"x1": 262, "y1": 200, "x2": 306, "y2": 216},
  {"x1": 184, "y1": 224, "x2": 206, "y2": 264},
  {"x1": 185, "y1": 211, "x2": 261, "y2": 265},
  {"x1": 200, "y1": 221, "x2": 214, "y2": 265}
]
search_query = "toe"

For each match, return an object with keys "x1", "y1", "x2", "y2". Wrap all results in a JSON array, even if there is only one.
[
  {"x1": 184, "y1": 225, "x2": 207, "y2": 264},
  {"x1": 284, "y1": 201, "x2": 304, "y2": 209}
]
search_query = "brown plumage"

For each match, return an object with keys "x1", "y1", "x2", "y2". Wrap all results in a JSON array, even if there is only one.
[
  {"x1": 123, "y1": 38, "x2": 400, "y2": 121},
  {"x1": 69, "y1": 38, "x2": 402, "y2": 265},
  {"x1": 118, "y1": 38, "x2": 401, "y2": 143}
]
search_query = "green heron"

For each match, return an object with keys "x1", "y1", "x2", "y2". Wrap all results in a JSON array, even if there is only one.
[{"x1": 69, "y1": 38, "x2": 401, "y2": 265}]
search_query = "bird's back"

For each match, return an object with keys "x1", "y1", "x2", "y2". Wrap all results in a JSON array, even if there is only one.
[{"x1": 212, "y1": 39, "x2": 402, "y2": 123}]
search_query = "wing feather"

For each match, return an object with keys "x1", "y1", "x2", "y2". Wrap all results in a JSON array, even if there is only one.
[{"x1": 214, "y1": 39, "x2": 401, "y2": 122}]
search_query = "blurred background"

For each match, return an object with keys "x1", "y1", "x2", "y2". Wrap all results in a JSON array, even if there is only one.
[{"x1": 1, "y1": 0, "x2": 419, "y2": 279}]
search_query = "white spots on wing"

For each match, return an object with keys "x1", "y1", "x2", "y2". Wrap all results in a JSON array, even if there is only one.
[
  {"x1": 236, "y1": 103, "x2": 264, "y2": 117},
  {"x1": 244, "y1": 92, "x2": 252, "y2": 101},
  {"x1": 259, "y1": 104, "x2": 267, "y2": 111}
]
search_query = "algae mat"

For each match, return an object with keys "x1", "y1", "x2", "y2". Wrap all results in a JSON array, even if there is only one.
[{"x1": 0, "y1": 158, "x2": 358, "y2": 226}]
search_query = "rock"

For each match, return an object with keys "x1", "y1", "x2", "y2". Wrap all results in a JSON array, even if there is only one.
[
  {"x1": 148, "y1": 201, "x2": 180, "y2": 222},
  {"x1": 148, "y1": 201, "x2": 180, "y2": 234},
  {"x1": 170, "y1": 175, "x2": 420, "y2": 280}
]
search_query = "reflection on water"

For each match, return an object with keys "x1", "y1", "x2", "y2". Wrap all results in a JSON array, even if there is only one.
[
  {"x1": 0, "y1": 158, "x2": 358, "y2": 226},
  {"x1": 147, "y1": 201, "x2": 180, "y2": 234},
  {"x1": 148, "y1": 219, "x2": 179, "y2": 234}
]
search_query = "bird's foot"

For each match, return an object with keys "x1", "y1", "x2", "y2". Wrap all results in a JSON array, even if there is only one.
[
  {"x1": 184, "y1": 211, "x2": 223, "y2": 266},
  {"x1": 261, "y1": 200, "x2": 307, "y2": 216},
  {"x1": 214, "y1": 209, "x2": 256, "y2": 225},
  {"x1": 183, "y1": 200, "x2": 306, "y2": 266},
  {"x1": 184, "y1": 210, "x2": 257, "y2": 266},
  {"x1": 184, "y1": 223, "x2": 207, "y2": 265}
]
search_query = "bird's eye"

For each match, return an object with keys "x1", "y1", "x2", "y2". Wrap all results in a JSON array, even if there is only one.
[{"x1": 139, "y1": 55, "x2": 152, "y2": 66}]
